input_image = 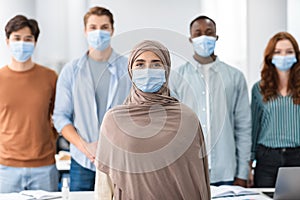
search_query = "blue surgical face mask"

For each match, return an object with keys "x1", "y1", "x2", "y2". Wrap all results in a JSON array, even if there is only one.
[
  {"x1": 272, "y1": 55, "x2": 297, "y2": 72},
  {"x1": 192, "y1": 35, "x2": 216, "y2": 57},
  {"x1": 132, "y1": 68, "x2": 166, "y2": 93},
  {"x1": 87, "y1": 30, "x2": 111, "y2": 51},
  {"x1": 9, "y1": 41, "x2": 35, "y2": 62}
]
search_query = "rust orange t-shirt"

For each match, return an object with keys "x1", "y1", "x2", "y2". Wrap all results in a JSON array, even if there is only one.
[{"x1": 0, "y1": 64, "x2": 57, "y2": 167}]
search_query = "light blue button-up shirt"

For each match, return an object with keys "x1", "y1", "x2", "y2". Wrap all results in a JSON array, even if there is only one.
[
  {"x1": 53, "y1": 50, "x2": 131, "y2": 171},
  {"x1": 169, "y1": 57, "x2": 251, "y2": 183}
]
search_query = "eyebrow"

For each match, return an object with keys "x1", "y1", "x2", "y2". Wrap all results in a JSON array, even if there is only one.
[
  {"x1": 274, "y1": 47, "x2": 294, "y2": 50},
  {"x1": 12, "y1": 34, "x2": 34, "y2": 38},
  {"x1": 134, "y1": 59, "x2": 146, "y2": 62},
  {"x1": 88, "y1": 23, "x2": 109, "y2": 27},
  {"x1": 151, "y1": 59, "x2": 162, "y2": 63},
  {"x1": 88, "y1": 24, "x2": 97, "y2": 27},
  {"x1": 100, "y1": 23, "x2": 109, "y2": 27},
  {"x1": 134, "y1": 59, "x2": 162, "y2": 63}
]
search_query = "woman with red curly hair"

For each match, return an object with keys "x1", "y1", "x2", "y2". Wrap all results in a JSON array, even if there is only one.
[{"x1": 250, "y1": 32, "x2": 300, "y2": 188}]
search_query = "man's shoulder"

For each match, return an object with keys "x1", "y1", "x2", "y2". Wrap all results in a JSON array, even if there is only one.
[
  {"x1": 217, "y1": 60, "x2": 244, "y2": 75},
  {"x1": 110, "y1": 50, "x2": 128, "y2": 64},
  {"x1": 35, "y1": 64, "x2": 57, "y2": 74},
  {"x1": 0, "y1": 65, "x2": 8, "y2": 74},
  {"x1": 172, "y1": 61, "x2": 195, "y2": 74},
  {"x1": 215, "y1": 61, "x2": 248, "y2": 87},
  {"x1": 59, "y1": 57, "x2": 83, "y2": 76}
]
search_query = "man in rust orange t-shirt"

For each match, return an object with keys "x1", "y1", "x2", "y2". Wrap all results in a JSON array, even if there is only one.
[{"x1": 0, "y1": 15, "x2": 58, "y2": 192}]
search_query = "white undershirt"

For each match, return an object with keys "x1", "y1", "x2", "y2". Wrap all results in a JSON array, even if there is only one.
[{"x1": 198, "y1": 62, "x2": 214, "y2": 169}]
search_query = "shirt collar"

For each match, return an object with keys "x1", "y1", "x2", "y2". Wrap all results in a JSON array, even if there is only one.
[
  {"x1": 191, "y1": 56, "x2": 220, "y2": 72},
  {"x1": 78, "y1": 49, "x2": 118, "y2": 69}
]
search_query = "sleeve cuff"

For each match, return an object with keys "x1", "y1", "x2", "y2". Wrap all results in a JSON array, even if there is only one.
[
  {"x1": 251, "y1": 152, "x2": 256, "y2": 161},
  {"x1": 236, "y1": 162, "x2": 249, "y2": 180}
]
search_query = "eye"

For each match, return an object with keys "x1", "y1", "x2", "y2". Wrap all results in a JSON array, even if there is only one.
[
  {"x1": 135, "y1": 63, "x2": 144, "y2": 68},
  {"x1": 101, "y1": 25, "x2": 109, "y2": 30},
  {"x1": 273, "y1": 51, "x2": 281, "y2": 55},
  {"x1": 286, "y1": 50, "x2": 295, "y2": 54},
  {"x1": 152, "y1": 62, "x2": 163, "y2": 68},
  {"x1": 192, "y1": 32, "x2": 201, "y2": 38},
  {"x1": 24, "y1": 37, "x2": 34, "y2": 42},
  {"x1": 205, "y1": 31, "x2": 214, "y2": 36},
  {"x1": 88, "y1": 25, "x2": 97, "y2": 31},
  {"x1": 11, "y1": 36, "x2": 21, "y2": 41}
]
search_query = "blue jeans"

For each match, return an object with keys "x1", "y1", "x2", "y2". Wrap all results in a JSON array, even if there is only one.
[
  {"x1": 211, "y1": 180, "x2": 234, "y2": 186},
  {"x1": 0, "y1": 164, "x2": 58, "y2": 193},
  {"x1": 70, "y1": 158, "x2": 95, "y2": 191}
]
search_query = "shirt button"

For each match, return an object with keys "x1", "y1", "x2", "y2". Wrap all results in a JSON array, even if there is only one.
[
  {"x1": 200, "y1": 74, "x2": 204, "y2": 78},
  {"x1": 202, "y1": 125, "x2": 206, "y2": 128},
  {"x1": 202, "y1": 108, "x2": 206, "y2": 111},
  {"x1": 202, "y1": 91, "x2": 205, "y2": 95}
]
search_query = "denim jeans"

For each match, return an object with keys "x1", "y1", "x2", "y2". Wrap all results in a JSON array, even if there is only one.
[
  {"x1": 0, "y1": 164, "x2": 58, "y2": 193},
  {"x1": 254, "y1": 144, "x2": 300, "y2": 188},
  {"x1": 211, "y1": 180, "x2": 234, "y2": 186},
  {"x1": 70, "y1": 158, "x2": 95, "y2": 191}
]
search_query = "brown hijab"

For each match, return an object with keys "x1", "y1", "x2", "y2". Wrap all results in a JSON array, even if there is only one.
[
  {"x1": 124, "y1": 40, "x2": 176, "y2": 105},
  {"x1": 96, "y1": 40, "x2": 210, "y2": 200}
]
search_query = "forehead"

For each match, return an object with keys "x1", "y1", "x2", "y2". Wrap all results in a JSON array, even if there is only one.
[
  {"x1": 86, "y1": 15, "x2": 111, "y2": 26},
  {"x1": 134, "y1": 51, "x2": 161, "y2": 61},
  {"x1": 10, "y1": 26, "x2": 33, "y2": 36},
  {"x1": 275, "y1": 39, "x2": 293, "y2": 49},
  {"x1": 191, "y1": 19, "x2": 216, "y2": 32}
]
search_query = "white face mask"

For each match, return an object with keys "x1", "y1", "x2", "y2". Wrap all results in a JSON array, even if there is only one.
[
  {"x1": 87, "y1": 30, "x2": 111, "y2": 51},
  {"x1": 192, "y1": 35, "x2": 216, "y2": 57},
  {"x1": 272, "y1": 55, "x2": 297, "y2": 72},
  {"x1": 132, "y1": 68, "x2": 166, "y2": 93},
  {"x1": 9, "y1": 41, "x2": 35, "y2": 62}
]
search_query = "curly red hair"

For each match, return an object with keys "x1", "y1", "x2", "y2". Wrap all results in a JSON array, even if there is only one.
[{"x1": 260, "y1": 32, "x2": 300, "y2": 104}]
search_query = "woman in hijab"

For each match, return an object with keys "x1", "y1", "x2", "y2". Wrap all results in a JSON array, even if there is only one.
[{"x1": 95, "y1": 40, "x2": 210, "y2": 200}]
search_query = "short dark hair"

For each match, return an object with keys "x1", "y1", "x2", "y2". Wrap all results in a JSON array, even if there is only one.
[
  {"x1": 84, "y1": 6, "x2": 114, "y2": 29},
  {"x1": 5, "y1": 15, "x2": 40, "y2": 41},
  {"x1": 190, "y1": 15, "x2": 216, "y2": 30}
]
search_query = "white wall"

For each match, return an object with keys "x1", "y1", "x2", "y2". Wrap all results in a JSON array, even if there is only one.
[
  {"x1": 0, "y1": 0, "x2": 89, "y2": 73},
  {"x1": 0, "y1": 0, "x2": 36, "y2": 67},
  {"x1": 35, "y1": 0, "x2": 88, "y2": 73},
  {"x1": 246, "y1": 0, "x2": 287, "y2": 89},
  {"x1": 87, "y1": 0, "x2": 248, "y2": 77},
  {"x1": 199, "y1": 0, "x2": 247, "y2": 77},
  {"x1": 0, "y1": 0, "x2": 299, "y2": 90},
  {"x1": 87, "y1": 0, "x2": 201, "y2": 68},
  {"x1": 287, "y1": 0, "x2": 300, "y2": 43},
  {"x1": 88, "y1": 0, "x2": 200, "y2": 36},
  {"x1": 35, "y1": 0, "x2": 69, "y2": 73}
]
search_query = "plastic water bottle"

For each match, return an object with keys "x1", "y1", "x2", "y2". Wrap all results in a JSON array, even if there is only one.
[{"x1": 61, "y1": 177, "x2": 69, "y2": 200}]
